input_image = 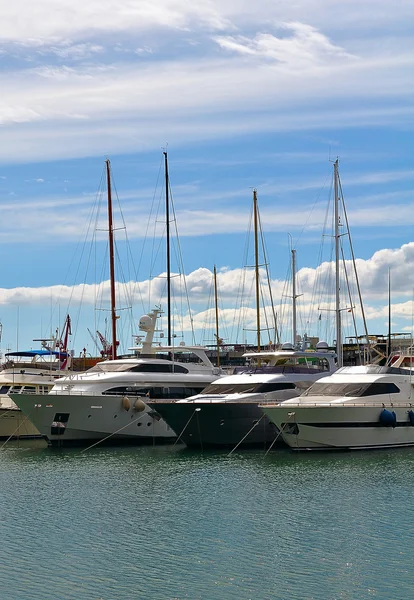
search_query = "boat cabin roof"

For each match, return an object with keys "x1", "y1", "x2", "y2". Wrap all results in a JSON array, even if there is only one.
[
  {"x1": 128, "y1": 344, "x2": 213, "y2": 366},
  {"x1": 5, "y1": 350, "x2": 69, "y2": 358},
  {"x1": 336, "y1": 365, "x2": 414, "y2": 377},
  {"x1": 243, "y1": 350, "x2": 335, "y2": 360}
]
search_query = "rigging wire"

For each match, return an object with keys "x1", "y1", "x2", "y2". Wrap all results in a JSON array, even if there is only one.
[
  {"x1": 338, "y1": 175, "x2": 371, "y2": 358},
  {"x1": 258, "y1": 210, "x2": 280, "y2": 346},
  {"x1": 230, "y1": 203, "x2": 254, "y2": 344}
]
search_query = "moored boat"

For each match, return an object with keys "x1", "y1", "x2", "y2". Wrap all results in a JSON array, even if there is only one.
[
  {"x1": 0, "y1": 316, "x2": 74, "y2": 440},
  {"x1": 10, "y1": 308, "x2": 225, "y2": 446},
  {"x1": 148, "y1": 345, "x2": 337, "y2": 448},
  {"x1": 261, "y1": 365, "x2": 414, "y2": 450}
]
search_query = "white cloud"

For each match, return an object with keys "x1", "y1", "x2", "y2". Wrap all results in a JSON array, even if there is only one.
[
  {"x1": 2, "y1": 240, "x2": 414, "y2": 350},
  {"x1": 1, "y1": 1, "x2": 413, "y2": 45},
  {"x1": 0, "y1": 1, "x2": 412, "y2": 351},
  {"x1": 0, "y1": 0, "x2": 412, "y2": 163},
  {"x1": 40, "y1": 42, "x2": 104, "y2": 59},
  {"x1": 214, "y1": 22, "x2": 356, "y2": 71},
  {"x1": 0, "y1": 0, "x2": 233, "y2": 43},
  {"x1": 0, "y1": 241, "x2": 413, "y2": 315},
  {"x1": 1, "y1": 164, "x2": 414, "y2": 245}
]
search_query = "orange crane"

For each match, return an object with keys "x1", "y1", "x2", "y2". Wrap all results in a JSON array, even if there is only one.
[{"x1": 88, "y1": 328, "x2": 119, "y2": 358}]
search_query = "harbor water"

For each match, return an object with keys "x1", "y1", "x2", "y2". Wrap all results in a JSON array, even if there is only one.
[{"x1": 1, "y1": 441, "x2": 413, "y2": 600}]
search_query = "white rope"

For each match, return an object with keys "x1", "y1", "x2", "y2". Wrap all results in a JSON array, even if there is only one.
[
  {"x1": 173, "y1": 407, "x2": 200, "y2": 446},
  {"x1": 227, "y1": 413, "x2": 265, "y2": 456},
  {"x1": 263, "y1": 415, "x2": 295, "y2": 457},
  {"x1": 80, "y1": 412, "x2": 148, "y2": 453},
  {"x1": 0, "y1": 410, "x2": 36, "y2": 450}
]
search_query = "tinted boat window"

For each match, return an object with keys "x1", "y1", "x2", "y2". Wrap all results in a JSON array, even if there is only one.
[
  {"x1": 200, "y1": 383, "x2": 256, "y2": 395},
  {"x1": 129, "y1": 363, "x2": 189, "y2": 374},
  {"x1": 361, "y1": 383, "x2": 400, "y2": 396},
  {"x1": 87, "y1": 363, "x2": 133, "y2": 373},
  {"x1": 171, "y1": 365, "x2": 189, "y2": 374},
  {"x1": 200, "y1": 382, "x2": 296, "y2": 395},
  {"x1": 255, "y1": 383, "x2": 296, "y2": 393},
  {"x1": 102, "y1": 385, "x2": 205, "y2": 399},
  {"x1": 129, "y1": 364, "x2": 173, "y2": 373},
  {"x1": 303, "y1": 382, "x2": 400, "y2": 397}
]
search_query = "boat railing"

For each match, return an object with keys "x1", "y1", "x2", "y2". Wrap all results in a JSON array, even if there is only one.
[
  {"x1": 233, "y1": 365, "x2": 329, "y2": 375},
  {"x1": 49, "y1": 389, "x2": 184, "y2": 397},
  {"x1": 261, "y1": 401, "x2": 414, "y2": 408}
]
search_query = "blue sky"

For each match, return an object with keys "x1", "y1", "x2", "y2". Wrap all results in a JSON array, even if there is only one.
[{"x1": 0, "y1": 1, "x2": 413, "y2": 356}]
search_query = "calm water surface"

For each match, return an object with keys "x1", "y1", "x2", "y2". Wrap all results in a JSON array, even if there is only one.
[{"x1": 0, "y1": 440, "x2": 413, "y2": 600}]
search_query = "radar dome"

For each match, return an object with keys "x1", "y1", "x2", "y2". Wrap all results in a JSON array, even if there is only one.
[
  {"x1": 139, "y1": 314, "x2": 153, "y2": 332},
  {"x1": 281, "y1": 342, "x2": 295, "y2": 350},
  {"x1": 316, "y1": 341, "x2": 329, "y2": 350}
]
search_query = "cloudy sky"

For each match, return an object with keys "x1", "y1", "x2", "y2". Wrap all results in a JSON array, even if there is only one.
[{"x1": 0, "y1": 0, "x2": 413, "y2": 355}]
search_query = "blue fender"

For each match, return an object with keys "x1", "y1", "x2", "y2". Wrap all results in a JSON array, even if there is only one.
[{"x1": 379, "y1": 409, "x2": 397, "y2": 428}]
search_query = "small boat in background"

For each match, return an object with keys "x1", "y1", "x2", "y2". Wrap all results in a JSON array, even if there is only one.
[{"x1": 0, "y1": 316, "x2": 74, "y2": 440}]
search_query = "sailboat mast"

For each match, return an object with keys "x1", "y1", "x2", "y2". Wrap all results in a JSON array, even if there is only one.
[
  {"x1": 253, "y1": 189, "x2": 261, "y2": 352},
  {"x1": 105, "y1": 159, "x2": 117, "y2": 360},
  {"x1": 387, "y1": 269, "x2": 392, "y2": 362},
  {"x1": 292, "y1": 248, "x2": 297, "y2": 347},
  {"x1": 163, "y1": 151, "x2": 172, "y2": 346},
  {"x1": 334, "y1": 159, "x2": 342, "y2": 367},
  {"x1": 213, "y1": 265, "x2": 220, "y2": 367}
]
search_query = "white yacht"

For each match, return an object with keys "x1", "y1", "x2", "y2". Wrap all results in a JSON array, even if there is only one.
[
  {"x1": 0, "y1": 350, "x2": 67, "y2": 439},
  {"x1": 148, "y1": 343, "x2": 337, "y2": 448},
  {"x1": 0, "y1": 316, "x2": 74, "y2": 440},
  {"x1": 10, "y1": 309, "x2": 225, "y2": 446},
  {"x1": 261, "y1": 365, "x2": 414, "y2": 450}
]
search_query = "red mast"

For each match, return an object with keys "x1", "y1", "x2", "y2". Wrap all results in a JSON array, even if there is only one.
[{"x1": 106, "y1": 159, "x2": 118, "y2": 360}]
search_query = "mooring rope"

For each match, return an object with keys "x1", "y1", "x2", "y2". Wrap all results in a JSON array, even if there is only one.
[
  {"x1": 0, "y1": 409, "x2": 15, "y2": 419},
  {"x1": 227, "y1": 413, "x2": 266, "y2": 457},
  {"x1": 263, "y1": 415, "x2": 295, "y2": 457},
  {"x1": 80, "y1": 412, "x2": 148, "y2": 453},
  {"x1": 173, "y1": 408, "x2": 200, "y2": 447},
  {"x1": 0, "y1": 410, "x2": 35, "y2": 450}
]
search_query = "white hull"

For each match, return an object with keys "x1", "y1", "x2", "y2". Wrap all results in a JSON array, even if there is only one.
[
  {"x1": 0, "y1": 406, "x2": 41, "y2": 439},
  {"x1": 263, "y1": 403, "x2": 414, "y2": 450},
  {"x1": 13, "y1": 392, "x2": 176, "y2": 446}
]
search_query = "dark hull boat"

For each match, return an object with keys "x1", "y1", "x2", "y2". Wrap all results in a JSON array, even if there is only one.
[{"x1": 148, "y1": 399, "x2": 283, "y2": 448}]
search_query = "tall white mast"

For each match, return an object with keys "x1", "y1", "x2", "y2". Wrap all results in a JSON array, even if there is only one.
[
  {"x1": 334, "y1": 159, "x2": 342, "y2": 367},
  {"x1": 253, "y1": 189, "x2": 261, "y2": 353},
  {"x1": 292, "y1": 248, "x2": 297, "y2": 347}
]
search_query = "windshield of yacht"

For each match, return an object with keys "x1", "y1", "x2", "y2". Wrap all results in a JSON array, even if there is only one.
[
  {"x1": 272, "y1": 357, "x2": 329, "y2": 368},
  {"x1": 87, "y1": 363, "x2": 136, "y2": 373},
  {"x1": 87, "y1": 362, "x2": 190, "y2": 374},
  {"x1": 199, "y1": 382, "x2": 296, "y2": 395},
  {"x1": 303, "y1": 381, "x2": 401, "y2": 397}
]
